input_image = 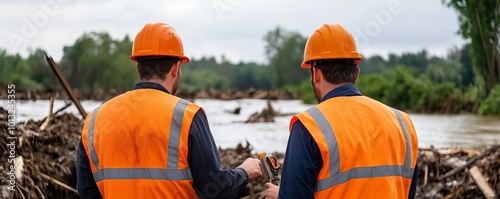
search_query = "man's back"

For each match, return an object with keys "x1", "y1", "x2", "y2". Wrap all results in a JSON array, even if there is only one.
[
  {"x1": 291, "y1": 95, "x2": 418, "y2": 198},
  {"x1": 81, "y1": 88, "x2": 199, "y2": 198}
]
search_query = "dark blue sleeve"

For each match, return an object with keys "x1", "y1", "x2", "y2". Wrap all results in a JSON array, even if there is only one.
[
  {"x1": 188, "y1": 110, "x2": 248, "y2": 199},
  {"x1": 278, "y1": 120, "x2": 322, "y2": 199},
  {"x1": 408, "y1": 163, "x2": 418, "y2": 199},
  {"x1": 76, "y1": 140, "x2": 103, "y2": 199}
]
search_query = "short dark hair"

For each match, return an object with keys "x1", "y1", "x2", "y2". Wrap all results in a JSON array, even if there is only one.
[
  {"x1": 312, "y1": 59, "x2": 358, "y2": 84},
  {"x1": 136, "y1": 56, "x2": 180, "y2": 80}
]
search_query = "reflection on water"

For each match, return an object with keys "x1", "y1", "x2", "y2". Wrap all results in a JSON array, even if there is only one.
[{"x1": 2, "y1": 99, "x2": 499, "y2": 153}]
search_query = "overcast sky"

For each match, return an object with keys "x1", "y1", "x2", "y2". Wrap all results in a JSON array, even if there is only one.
[{"x1": 1, "y1": 0, "x2": 465, "y2": 64}]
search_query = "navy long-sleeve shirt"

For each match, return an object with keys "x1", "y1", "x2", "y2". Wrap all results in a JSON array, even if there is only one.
[
  {"x1": 278, "y1": 84, "x2": 418, "y2": 199},
  {"x1": 76, "y1": 82, "x2": 248, "y2": 199}
]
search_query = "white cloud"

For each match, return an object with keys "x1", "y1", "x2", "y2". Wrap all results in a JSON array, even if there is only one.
[{"x1": 0, "y1": 0, "x2": 464, "y2": 64}]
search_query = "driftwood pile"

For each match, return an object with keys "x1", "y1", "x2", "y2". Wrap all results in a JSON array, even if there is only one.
[
  {"x1": 1, "y1": 107, "x2": 499, "y2": 199},
  {"x1": 417, "y1": 145, "x2": 499, "y2": 199},
  {"x1": 0, "y1": 108, "x2": 81, "y2": 199}
]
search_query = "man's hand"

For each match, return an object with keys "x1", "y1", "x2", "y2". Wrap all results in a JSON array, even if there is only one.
[
  {"x1": 265, "y1": 182, "x2": 279, "y2": 199},
  {"x1": 237, "y1": 158, "x2": 262, "y2": 179}
]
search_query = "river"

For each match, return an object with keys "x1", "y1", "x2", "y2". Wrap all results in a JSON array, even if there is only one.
[{"x1": 3, "y1": 99, "x2": 500, "y2": 153}]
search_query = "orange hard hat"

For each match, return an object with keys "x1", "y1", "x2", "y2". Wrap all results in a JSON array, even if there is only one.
[
  {"x1": 301, "y1": 23, "x2": 362, "y2": 68},
  {"x1": 130, "y1": 23, "x2": 190, "y2": 63}
]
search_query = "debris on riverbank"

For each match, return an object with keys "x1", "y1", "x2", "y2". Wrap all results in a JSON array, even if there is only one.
[
  {"x1": 1, "y1": 108, "x2": 498, "y2": 199},
  {"x1": 417, "y1": 145, "x2": 499, "y2": 199},
  {"x1": 0, "y1": 87, "x2": 298, "y2": 102},
  {"x1": 0, "y1": 108, "x2": 81, "y2": 199}
]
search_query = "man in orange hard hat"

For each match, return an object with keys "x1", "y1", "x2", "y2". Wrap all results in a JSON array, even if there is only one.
[
  {"x1": 76, "y1": 22, "x2": 262, "y2": 199},
  {"x1": 264, "y1": 23, "x2": 419, "y2": 199}
]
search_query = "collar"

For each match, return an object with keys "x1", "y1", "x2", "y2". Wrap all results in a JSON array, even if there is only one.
[
  {"x1": 320, "y1": 84, "x2": 362, "y2": 102},
  {"x1": 133, "y1": 82, "x2": 171, "y2": 94}
]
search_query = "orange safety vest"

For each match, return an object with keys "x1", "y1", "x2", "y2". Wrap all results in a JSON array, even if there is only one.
[
  {"x1": 290, "y1": 96, "x2": 418, "y2": 199},
  {"x1": 81, "y1": 89, "x2": 201, "y2": 199}
]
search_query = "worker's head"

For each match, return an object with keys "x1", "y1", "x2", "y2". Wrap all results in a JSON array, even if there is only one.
[
  {"x1": 130, "y1": 23, "x2": 189, "y2": 94},
  {"x1": 302, "y1": 23, "x2": 362, "y2": 102}
]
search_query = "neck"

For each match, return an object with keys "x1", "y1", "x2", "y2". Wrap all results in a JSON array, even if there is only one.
[
  {"x1": 319, "y1": 83, "x2": 346, "y2": 99},
  {"x1": 330, "y1": 83, "x2": 347, "y2": 91},
  {"x1": 142, "y1": 78, "x2": 170, "y2": 91}
]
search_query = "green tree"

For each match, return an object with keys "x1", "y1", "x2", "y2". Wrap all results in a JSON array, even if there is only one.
[
  {"x1": 424, "y1": 57, "x2": 462, "y2": 86},
  {"x1": 445, "y1": 0, "x2": 500, "y2": 93},
  {"x1": 264, "y1": 27, "x2": 308, "y2": 88},
  {"x1": 28, "y1": 48, "x2": 58, "y2": 88},
  {"x1": 478, "y1": 85, "x2": 500, "y2": 115},
  {"x1": 399, "y1": 50, "x2": 429, "y2": 73},
  {"x1": 59, "y1": 32, "x2": 136, "y2": 90},
  {"x1": 358, "y1": 55, "x2": 388, "y2": 75},
  {"x1": 0, "y1": 48, "x2": 40, "y2": 88},
  {"x1": 459, "y1": 44, "x2": 475, "y2": 87}
]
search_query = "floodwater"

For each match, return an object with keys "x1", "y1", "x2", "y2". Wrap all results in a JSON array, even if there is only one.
[{"x1": 3, "y1": 99, "x2": 500, "y2": 153}]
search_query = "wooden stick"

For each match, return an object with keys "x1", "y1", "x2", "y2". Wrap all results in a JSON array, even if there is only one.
[
  {"x1": 39, "y1": 173, "x2": 78, "y2": 194},
  {"x1": 423, "y1": 164, "x2": 428, "y2": 186},
  {"x1": 45, "y1": 54, "x2": 87, "y2": 119},
  {"x1": 439, "y1": 145, "x2": 500, "y2": 181},
  {"x1": 53, "y1": 101, "x2": 72, "y2": 116},
  {"x1": 16, "y1": 185, "x2": 26, "y2": 199},
  {"x1": 39, "y1": 96, "x2": 54, "y2": 131},
  {"x1": 469, "y1": 166, "x2": 497, "y2": 199},
  {"x1": 41, "y1": 101, "x2": 72, "y2": 122}
]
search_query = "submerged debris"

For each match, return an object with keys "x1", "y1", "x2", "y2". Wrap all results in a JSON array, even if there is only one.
[
  {"x1": 245, "y1": 101, "x2": 296, "y2": 123},
  {"x1": 245, "y1": 101, "x2": 277, "y2": 123}
]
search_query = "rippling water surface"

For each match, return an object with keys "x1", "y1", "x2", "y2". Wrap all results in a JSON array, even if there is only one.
[{"x1": 3, "y1": 99, "x2": 500, "y2": 153}]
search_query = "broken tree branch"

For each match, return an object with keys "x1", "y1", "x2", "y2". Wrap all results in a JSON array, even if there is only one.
[
  {"x1": 39, "y1": 96, "x2": 54, "y2": 131},
  {"x1": 45, "y1": 54, "x2": 87, "y2": 119},
  {"x1": 469, "y1": 166, "x2": 497, "y2": 199},
  {"x1": 39, "y1": 173, "x2": 78, "y2": 194}
]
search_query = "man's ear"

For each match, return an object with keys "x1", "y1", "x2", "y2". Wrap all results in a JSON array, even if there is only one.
[
  {"x1": 171, "y1": 61, "x2": 181, "y2": 78},
  {"x1": 355, "y1": 66, "x2": 360, "y2": 82},
  {"x1": 312, "y1": 67, "x2": 322, "y2": 83}
]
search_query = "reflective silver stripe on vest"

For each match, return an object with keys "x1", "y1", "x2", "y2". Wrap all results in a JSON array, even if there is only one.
[
  {"x1": 307, "y1": 107, "x2": 414, "y2": 192},
  {"x1": 88, "y1": 107, "x2": 101, "y2": 169},
  {"x1": 87, "y1": 99, "x2": 193, "y2": 182},
  {"x1": 390, "y1": 108, "x2": 414, "y2": 179},
  {"x1": 167, "y1": 99, "x2": 189, "y2": 169},
  {"x1": 93, "y1": 168, "x2": 193, "y2": 182},
  {"x1": 316, "y1": 165, "x2": 414, "y2": 191},
  {"x1": 307, "y1": 107, "x2": 340, "y2": 175}
]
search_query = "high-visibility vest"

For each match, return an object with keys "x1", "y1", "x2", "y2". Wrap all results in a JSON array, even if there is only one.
[
  {"x1": 81, "y1": 89, "x2": 201, "y2": 199},
  {"x1": 290, "y1": 96, "x2": 418, "y2": 199}
]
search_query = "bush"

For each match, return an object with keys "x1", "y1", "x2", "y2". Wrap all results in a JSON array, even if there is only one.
[
  {"x1": 382, "y1": 67, "x2": 428, "y2": 110},
  {"x1": 478, "y1": 85, "x2": 500, "y2": 116},
  {"x1": 425, "y1": 82, "x2": 463, "y2": 113},
  {"x1": 357, "y1": 74, "x2": 391, "y2": 102},
  {"x1": 299, "y1": 80, "x2": 316, "y2": 104}
]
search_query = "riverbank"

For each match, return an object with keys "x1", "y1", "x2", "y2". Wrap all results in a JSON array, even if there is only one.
[
  {"x1": 0, "y1": 108, "x2": 498, "y2": 198},
  {"x1": 0, "y1": 87, "x2": 299, "y2": 101}
]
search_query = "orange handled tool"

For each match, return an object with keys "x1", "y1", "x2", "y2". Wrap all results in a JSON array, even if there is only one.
[{"x1": 258, "y1": 152, "x2": 281, "y2": 185}]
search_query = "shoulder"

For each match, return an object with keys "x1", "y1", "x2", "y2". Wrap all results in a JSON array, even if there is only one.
[{"x1": 179, "y1": 99, "x2": 203, "y2": 115}]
